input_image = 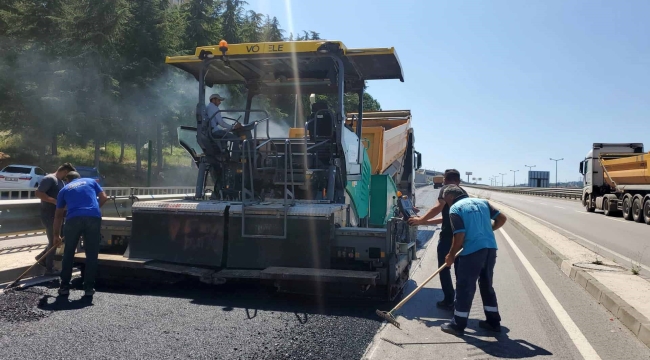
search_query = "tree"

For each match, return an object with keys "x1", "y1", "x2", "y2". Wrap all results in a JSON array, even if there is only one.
[
  {"x1": 221, "y1": 0, "x2": 245, "y2": 43},
  {"x1": 0, "y1": 0, "x2": 384, "y2": 183},
  {"x1": 241, "y1": 10, "x2": 263, "y2": 42},
  {"x1": 261, "y1": 15, "x2": 283, "y2": 41},
  {"x1": 183, "y1": 0, "x2": 218, "y2": 50}
]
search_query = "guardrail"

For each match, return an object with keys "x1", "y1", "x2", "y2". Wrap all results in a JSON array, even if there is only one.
[
  {"x1": 463, "y1": 184, "x2": 582, "y2": 200},
  {"x1": 0, "y1": 186, "x2": 195, "y2": 200},
  {"x1": 0, "y1": 188, "x2": 198, "y2": 236}
]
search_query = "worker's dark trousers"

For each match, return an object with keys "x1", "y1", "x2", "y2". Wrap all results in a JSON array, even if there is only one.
[
  {"x1": 37, "y1": 214, "x2": 56, "y2": 271},
  {"x1": 60, "y1": 216, "x2": 101, "y2": 292},
  {"x1": 452, "y1": 248, "x2": 501, "y2": 330},
  {"x1": 212, "y1": 130, "x2": 241, "y2": 158},
  {"x1": 437, "y1": 237, "x2": 456, "y2": 303}
]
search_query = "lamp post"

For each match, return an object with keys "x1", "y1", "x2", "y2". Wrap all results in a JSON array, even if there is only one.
[
  {"x1": 524, "y1": 165, "x2": 535, "y2": 187},
  {"x1": 499, "y1": 173, "x2": 506, "y2": 187},
  {"x1": 550, "y1": 158, "x2": 564, "y2": 187},
  {"x1": 510, "y1": 170, "x2": 519, "y2": 187}
]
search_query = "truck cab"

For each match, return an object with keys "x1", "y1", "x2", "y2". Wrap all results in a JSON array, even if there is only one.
[{"x1": 580, "y1": 143, "x2": 645, "y2": 217}]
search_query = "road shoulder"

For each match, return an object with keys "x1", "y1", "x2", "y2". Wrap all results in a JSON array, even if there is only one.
[{"x1": 494, "y1": 200, "x2": 650, "y2": 348}]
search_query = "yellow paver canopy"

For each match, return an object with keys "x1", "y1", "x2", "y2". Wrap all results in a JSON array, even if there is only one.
[{"x1": 165, "y1": 40, "x2": 404, "y2": 94}]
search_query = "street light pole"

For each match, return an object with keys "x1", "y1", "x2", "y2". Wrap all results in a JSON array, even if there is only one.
[
  {"x1": 510, "y1": 170, "x2": 519, "y2": 186},
  {"x1": 550, "y1": 158, "x2": 564, "y2": 187},
  {"x1": 499, "y1": 173, "x2": 506, "y2": 187},
  {"x1": 524, "y1": 165, "x2": 536, "y2": 187}
]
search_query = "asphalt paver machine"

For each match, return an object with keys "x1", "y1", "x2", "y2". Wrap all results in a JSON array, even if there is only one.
[{"x1": 87, "y1": 40, "x2": 422, "y2": 300}]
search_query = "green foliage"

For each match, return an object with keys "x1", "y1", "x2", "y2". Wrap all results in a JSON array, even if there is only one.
[{"x1": 0, "y1": 0, "x2": 382, "y2": 182}]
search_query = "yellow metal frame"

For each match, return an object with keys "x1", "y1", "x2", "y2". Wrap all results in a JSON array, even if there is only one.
[
  {"x1": 165, "y1": 40, "x2": 397, "y2": 64},
  {"x1": 164, "y1": 40, "x2": 403, "y2": 91}
]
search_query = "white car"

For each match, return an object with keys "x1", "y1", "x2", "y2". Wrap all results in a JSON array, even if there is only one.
[{"x1": 0, "y1": 165, "x2": 46, "y2": 189}]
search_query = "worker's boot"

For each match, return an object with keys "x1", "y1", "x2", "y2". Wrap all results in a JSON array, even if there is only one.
[
  {"x1": 44, "y1": 269, "x2": 60, "y2": 276},
  {"x1": 436, "y1": 300, "x2": 454, "y2": 311},
  {"x1": 35, "y1": 253, "x2": 46, "y2": 267},
  {"x1": 478, "y1": 320, "x2": 501, "y2": 333},
  {"x1": 440, "y1": 322, "x2": 464, "y2": 337},
  {"x1": 58, "y1": 285, "x2": 70, "y2": 296}
]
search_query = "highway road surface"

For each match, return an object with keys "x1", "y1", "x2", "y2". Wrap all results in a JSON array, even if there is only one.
[
  {"x1": 0, "y1": 187, "x2": 649, "y2": 359},
  {"x1": 464, "y1": 187, "x2": 650, "y2": 270}
]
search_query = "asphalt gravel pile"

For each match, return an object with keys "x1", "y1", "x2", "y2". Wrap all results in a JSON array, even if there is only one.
[
  {"x1": 0, "y1": 287, "x2": 51, "y2": 323},
  {"x1": 0, "y1": 281, "x2": 386, "y2": 360}
]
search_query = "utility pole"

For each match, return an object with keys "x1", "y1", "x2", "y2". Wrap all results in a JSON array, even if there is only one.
[
  {"x1": 550, "y1": 158, "x2": 564, "y2": 187},
  {"x1": 524, "y1": 165, "x2": 535, "y2": 187},
  {"x1": 510, "y1": 169, "x2": 519, "y2": 187},
  {"x1": 499, "y1": 173, "x2": 506, "y2": 187}
]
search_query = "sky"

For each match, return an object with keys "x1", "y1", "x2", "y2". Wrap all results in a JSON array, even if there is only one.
[{"x1": 250, "y1": 0, "x2": 650, "y2": 186}]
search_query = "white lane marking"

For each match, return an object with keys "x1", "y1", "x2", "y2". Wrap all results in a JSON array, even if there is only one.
[
  {"x1": 554, "y1": 206, "x2": 565, "y2": 209},
  {"x1": 539, "y1": 203, "x2": 548, "y2": 205},
  {"x1": 500, "y1": 228, "x2": 601, "y2": 360}
]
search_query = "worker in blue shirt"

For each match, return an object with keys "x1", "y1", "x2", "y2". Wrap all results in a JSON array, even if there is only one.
[
  {"x1": 440, "y1": 185, "x2": 508, "y2": 336},
  {"x1": 53, "y1": 171, "x2": 108, "y2": 297}
]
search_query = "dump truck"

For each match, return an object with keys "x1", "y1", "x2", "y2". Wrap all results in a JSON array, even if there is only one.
[
  {"x1": 345, "y1": 110, "x2": 420, "y2": 206},
  {"x1": 432, "y1": 175, "x2": 444, "y2": 189},
  {"x1": 78, "y1": 40, "x2": 422, "y2": 300},
  {"x1": 580, "y1": 143, "x2": 650, "y2": 224}
]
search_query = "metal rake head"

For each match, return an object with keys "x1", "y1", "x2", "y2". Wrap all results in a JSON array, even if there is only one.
[{"x1": 376, "y1": 309, "x2": 401, "y2": 329}]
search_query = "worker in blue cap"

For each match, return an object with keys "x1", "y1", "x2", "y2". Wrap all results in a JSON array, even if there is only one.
[{"x1": 440, "y1": 185, "x2": 508, "y2": 336}]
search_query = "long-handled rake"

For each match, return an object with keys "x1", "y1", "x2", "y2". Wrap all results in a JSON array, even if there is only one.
[
  {"x1": 4, "y1": 241, "x2": 62, "y2": 290},
  {"x1": 376, "y1": 248, "x2": 463, "y2": 329}
]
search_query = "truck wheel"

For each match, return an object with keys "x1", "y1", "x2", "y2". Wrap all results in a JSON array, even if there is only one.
[
  {"x1": 622, "y1": 197, "x2": 633, "y2": 220},
  {"x1": 584, "y1": 194, "x2": 595, "y2": 212},
  {"x1": 632, "y1": 197, "x2": 644, "y2": 223},
  {"x1": 603, "y1": 199, "x2": 613, "y2": 217},
  {"x1": 644, "y1": 199, "x2": 650, "y2": 225}
]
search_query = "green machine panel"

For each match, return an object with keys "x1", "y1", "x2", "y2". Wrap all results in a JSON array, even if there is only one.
[
  {"x1": 346, "y1": 148, "x2": 371, "y2": 220},
  {"x1": 369, "y1": 174, "x2": 398, "y2": 226}
]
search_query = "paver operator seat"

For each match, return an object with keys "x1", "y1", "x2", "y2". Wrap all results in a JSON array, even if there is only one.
[{"x1": 307, "y1": 101, "x2": 334, "y2": 141}]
